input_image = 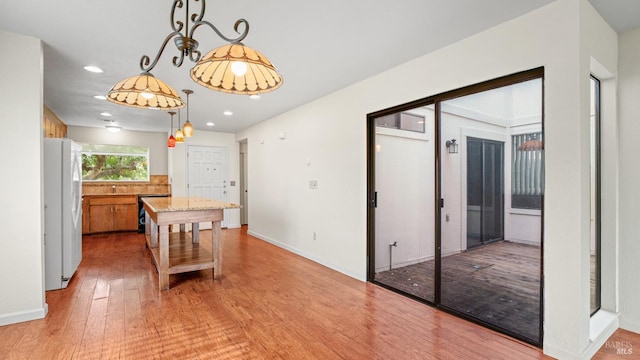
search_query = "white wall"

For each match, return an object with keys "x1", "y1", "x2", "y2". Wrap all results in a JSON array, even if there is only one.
[
  {"x1": 169, "y1": 130, "x2": 241, "y2": 228},
  {"x1": 618, "y1": 27, "x2": 640, "y2": 334},
  {"x1": 236, "y1": 0, "x2": 619, "y2": 357},
  {"x1": 0, "y1": 31, "x2": 47, "y2": 325},
  {"x1": 374, "y1": 125, "x2": 435, "y2": 271},
  {"x1": 67, "y1": 126, "x2": 168, "y2": 175},
  {"x1": 579, "y1": 1, "x2": 620, "y2": 358}
]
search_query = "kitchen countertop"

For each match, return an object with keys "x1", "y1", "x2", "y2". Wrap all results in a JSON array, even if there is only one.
[
  {"x1": 83, "y1": 193, "x2": 170, "y2": 197},
  {"x1": 142, "y1": 196, "x2": 240, "y2": 213}
]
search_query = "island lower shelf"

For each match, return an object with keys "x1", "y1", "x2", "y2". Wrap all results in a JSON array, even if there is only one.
[{"x1": 145, "y1": 231, "x2": 216, "y2": 275}]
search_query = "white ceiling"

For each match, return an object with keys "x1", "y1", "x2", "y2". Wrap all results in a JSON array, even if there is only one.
[{"x1": 1, "y1": 0, "x2": 637, "y2": 134}]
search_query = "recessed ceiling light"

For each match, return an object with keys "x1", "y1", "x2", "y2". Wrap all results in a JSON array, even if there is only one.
[
  {"x1": 100, "y1": 112, "x2": 112, "y2": 117},
  {"x1": 223, "y1": 111, "x2": 233, "y2": 116},
  {"x1": 249, "y1": 94, "x2": 261, "y2": 100},
  {"x1": 94, "y1": 95, "x2": 107, "y2": 100},
  {"x1": 105, "y1": 125, "x2": 121, "y2": 133},
  {"x1": 206, "y1": 122, "x2": 215, "y2": 127},
  {"x1": 84, "y1": 65, "x2": 103, "y2": 73}
]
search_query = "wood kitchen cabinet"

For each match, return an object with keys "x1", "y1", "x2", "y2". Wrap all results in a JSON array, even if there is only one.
[
  {"x1": 43, "y1": 106, "x2": 67, "y2": 138},
  {"x1": 85, "y1": 195, "x2": 138, "y2": 233},
  {"x1": 82, "y1": 199, "x2": 90, "y2": 234}
]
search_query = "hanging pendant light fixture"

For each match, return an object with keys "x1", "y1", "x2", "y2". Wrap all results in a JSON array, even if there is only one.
[
  {"x1": 107, "y1": 72, "x2": 185, "y2": 110},
  {"x1": 182, "y1": 89, "x2": 194, "y2": 137},
  {"x1": 106, "y1": 0, "x2": 282, "y2": 110},
  {"x1": 175, "y1": 109, "x2": 185, "y2": 143},
  {"x1": 191, "y1": 42, "x2": 282, "y2": 94},
  {"x1": 167, "y1": 111, "x2": 177, "y2": 148}
]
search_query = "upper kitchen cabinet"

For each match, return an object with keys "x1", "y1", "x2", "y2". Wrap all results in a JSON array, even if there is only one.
[{"x1": 44, "y1": 106, "x2": 67, "y2": 138}]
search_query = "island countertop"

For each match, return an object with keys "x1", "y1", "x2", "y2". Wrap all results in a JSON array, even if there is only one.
[{"x1": 142, "y1": 196, "x2": 240, "y2": 213}]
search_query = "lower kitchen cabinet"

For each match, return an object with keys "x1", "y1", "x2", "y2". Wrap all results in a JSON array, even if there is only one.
[{"x1": 84, "y1": 195, "x2": 138, "y2": 233}]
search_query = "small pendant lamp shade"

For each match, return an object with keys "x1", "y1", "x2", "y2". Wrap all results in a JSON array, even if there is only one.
[
  {"x1": 181, "y1": 89, "x2": 194, "y2": 137},
  {"x1": 183, "y1": 121, "x2": 193, "y2": 137},
  {"x1": 107, "y1": 72, "x2": 185, "y2": 110},
  {"x1": 167, "y1": 111, "x2": 176, "y2": 148},
  {"x1": 175, "y1": 109, "x2": 185, "y2": 143},
  {"x1": 175, "y1": 129, "x2": 185, "y2": 143},
  {"x1": 191, "y1": 43, "x2": 283, "y2": 95}
]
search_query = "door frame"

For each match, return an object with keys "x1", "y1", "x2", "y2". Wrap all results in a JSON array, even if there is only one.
[{"x1": 366, "y1": 67, "x2": 545, "y2": 347}]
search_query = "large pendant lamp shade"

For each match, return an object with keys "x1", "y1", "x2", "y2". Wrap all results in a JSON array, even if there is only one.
[
  {"x1": 107, "y1": 72, "x2": 185, "y2": 110},
  {"x1": 191, "y1": 43, "x2": 283, "y2": 95}
]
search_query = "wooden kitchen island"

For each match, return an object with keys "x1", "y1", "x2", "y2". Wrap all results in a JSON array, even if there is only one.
[{"x1": 141, "y1": 196, "x2": 240, "y2": 290}]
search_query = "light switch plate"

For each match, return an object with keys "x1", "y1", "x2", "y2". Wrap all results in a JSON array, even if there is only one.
[{"x1": 309, "y1": 180, "x2": 318, "y2": 189}]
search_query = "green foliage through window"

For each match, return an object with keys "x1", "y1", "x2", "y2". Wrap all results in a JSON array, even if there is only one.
[{"x1": 81, "y1": 144, "x2": 149, "y2": 181}]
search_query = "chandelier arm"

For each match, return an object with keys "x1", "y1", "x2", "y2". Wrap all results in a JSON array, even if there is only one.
[
  {"x1": 189, "y1": 49, "x2": 202, "y2": 63},
  {"x1": 173, "y1": 50, "x2": 187, "y2": 67},
  {"x1": 139, "y1": 31, "x2": 182, "y2": 72},
  {"x1": 190, "y1": 0, "x2": 205, "y2": 24},
  {"x1": 190, "y1": 18, "x2": 250, "y2": 44},
  {"x1": 171, "y1": 0, "x2": 185, "y2": 33}
]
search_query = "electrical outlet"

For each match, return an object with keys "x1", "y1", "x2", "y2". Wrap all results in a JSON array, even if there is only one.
[{"x1": 309, "y1": 180, "x2": 318, "y2": 189}]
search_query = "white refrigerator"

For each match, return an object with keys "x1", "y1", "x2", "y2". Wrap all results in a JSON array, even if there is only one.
[{"x1": 44, "y1": 138, "x2": 83, "y2": 291}]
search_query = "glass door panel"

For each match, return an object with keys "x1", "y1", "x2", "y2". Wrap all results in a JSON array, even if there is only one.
[
  {"x1": 371, "y1": 106, "x2": 436, "y2": 303},
  {"x1": 439, "y1": 79, "x2": 542, "y2": 344}
]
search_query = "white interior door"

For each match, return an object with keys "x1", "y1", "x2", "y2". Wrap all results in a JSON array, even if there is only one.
[{"x1": 188, "y1": 145, "x2": 229, "y2": 227}]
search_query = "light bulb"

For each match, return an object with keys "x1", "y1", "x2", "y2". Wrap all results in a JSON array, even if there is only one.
[
  {"x1": 231, "y1": 61, "x2": 247, "y2": 76},
  {"x1": 141, "y1": 90, "x2": 154, "y2": 99}
]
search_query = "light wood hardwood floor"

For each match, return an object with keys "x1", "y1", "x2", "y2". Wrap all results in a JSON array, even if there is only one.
[{"x1": 0, "y1": 227, "x2": 635, "y2": 359}]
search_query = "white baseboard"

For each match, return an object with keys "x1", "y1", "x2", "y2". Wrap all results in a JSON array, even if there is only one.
[
  {"x1": 247, "y1": 230, "x2": 366, "y2": 281},
  {"x1": 620, "y1": 316, "x2": 640, "y2": 334},
  {"x1": 0, "y1": 304, "x2": 47, "y2": 326},
  {"x1": 585, "y1": 310, "x2": 619, "y2": 358},
  {"x1": 544, "y1": 310, "x2": 619, "y2": 360}
]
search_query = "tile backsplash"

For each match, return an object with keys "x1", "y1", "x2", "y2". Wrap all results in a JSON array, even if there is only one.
[{"x1": 82, "y1": 175, "x2": 170, "y2": 195}]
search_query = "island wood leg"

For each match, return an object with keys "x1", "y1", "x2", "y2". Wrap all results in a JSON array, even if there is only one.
[
  {"x1": 212, "y1": 219, "x2": 222, "y2": 280},
  {"x1": 192, "y1": 222, "x2": 199, "y2": 244},
  {"x1": 159, "y1": 224, "x2": 170, "y2": 290},
  {"x1": 180, "y1": 224, "x2": 186, "y2": 233},
  {"x1": 150, "y1": 216, "x2": 158, "y2": 248},
  {"x1": 144, "y1": 211, "x2": 150, "y2": 239}
]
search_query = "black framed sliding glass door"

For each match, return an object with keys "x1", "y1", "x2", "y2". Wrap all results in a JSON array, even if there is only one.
[{"x1": 367, "y1": 68, "x2": 544, "y2": 346}]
